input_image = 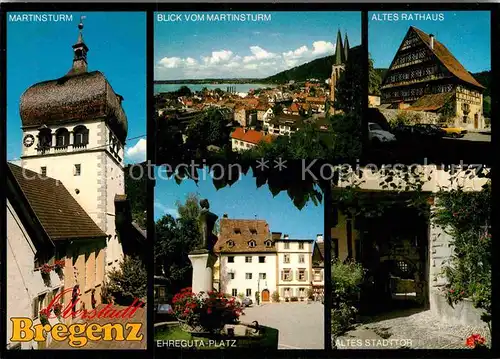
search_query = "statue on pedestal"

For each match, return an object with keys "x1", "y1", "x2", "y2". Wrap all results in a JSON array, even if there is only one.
[{"x1": 196, "y1": 199, "x2": 219, "y2": 253}]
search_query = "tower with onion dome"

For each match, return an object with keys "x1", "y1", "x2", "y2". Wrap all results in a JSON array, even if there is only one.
[{"x1": 19, "y1": 17, "x2": 127, "y2": 271}]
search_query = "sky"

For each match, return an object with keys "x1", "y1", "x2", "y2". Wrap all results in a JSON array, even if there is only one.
[
  {"x1": 154, "y1": 167, "x2": 324, "y2": 239},
  {"x1": 7, "y1": 12, "x2": 147, "y2": 164},
  {"x1": 369, "y1": 11, "x2": 491, "y2": 72},
  {"x1": 154, "y1": 11, "x2": 361, "y2": 80}
]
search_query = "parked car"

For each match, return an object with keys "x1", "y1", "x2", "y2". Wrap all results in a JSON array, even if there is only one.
[
  {"x1": 242, "y1": 297, "x2": 253, "y2": 307},
  {"x1": 393, "y1": 123, "x2": 445, "y2": 141},
  {"x1": 368, "y1": 122, "x2": 396, "y2": 144},
  {"x1": 440, "y1": 125, "x2": 468, "y2": 138},
  {"x1": 413, "y1": 124, "x2": 446, "y2": 139}
]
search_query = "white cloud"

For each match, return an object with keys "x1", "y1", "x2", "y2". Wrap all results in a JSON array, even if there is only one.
[
  {"x1": 202, "y1": 50, "x2": 234, "y2": 65},
  {"x1": 282, "y1": 45, "x2": 309, "y2": 67},
  {"x1": 243, "y1": 46, "x2": 278, "y2": 63},
  {"x1": 126, "y1": 138, "x2": 146, "y2": 163},
  {"x1": 154, "y1": 201, "x2": 179, "y2": 218},
  {"x1": 158, "y1": 56, "x2": 198, "y2": 69},
  {"x1": 156, "y1": 39, "x2": 340, "y2": 79},
  {"x1": 312, "y1": 41, "x2": 335, "y2": 56}
]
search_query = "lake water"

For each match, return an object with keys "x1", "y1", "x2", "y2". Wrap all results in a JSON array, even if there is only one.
[{"x1": 154, "y1": 83, "x2": 276, "y2": 94}]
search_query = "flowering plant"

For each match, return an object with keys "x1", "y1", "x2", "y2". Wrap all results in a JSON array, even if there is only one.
[
  {"x1": 171, "y1": 287, "x2": 242, "y2": 332},
  {"x1": 40, "y1": 264, "x2": 53, "y2": 275},
  {"x1": 466, "y1": 334, "x2": 486, "y2": 349},
  {"x1": 53, "y1": 302, "x2": 63, "y2": 318},
  {"x1": 39, "y1": 308, "x2": 50, "y2": 325},
  {"x1": 54, "y1": 260, "x2": 65, "y2": 270}
]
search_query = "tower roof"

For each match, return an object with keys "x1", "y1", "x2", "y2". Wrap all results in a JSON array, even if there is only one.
[
  {"x1": 19, "y1": 16, "x2": 128, "y2": 143},
  {"x1": 343, "y1": 33, "x2": 350, "y2": 62},
  {"x1": 334, "y1": 29, "x2": 345, "y2": 65}
]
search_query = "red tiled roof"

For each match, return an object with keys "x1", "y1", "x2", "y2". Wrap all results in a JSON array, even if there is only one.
[
  {"x1": 289, "y1": 103, "x2": 300, "y2": 112},
  {"x1": 8, "y1": 163, "x2": 106, "y2": 241},
  {"x1": 215, "y1": 218, "x2": 275, "y2": 253},
  {"x1": 411, "y1": 26, "x2": 485, "y2": 89},
  {"x1": 231, "y1": 128, "x2": 273, "y2": 145},
  {"x1": 306, "y1": 97, "x2": 326, "y2": 104}
]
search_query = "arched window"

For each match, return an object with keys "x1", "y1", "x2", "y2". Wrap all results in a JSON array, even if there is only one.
[
  {"x1": 73, "y1": 125, "x2": 89, "y2": 147},
  {"x1": 37, "y1": 128, "x2": 52, "y2": 149},
  {"x1": 55, "y1": 128, "x2": 70, "y2": 148}
]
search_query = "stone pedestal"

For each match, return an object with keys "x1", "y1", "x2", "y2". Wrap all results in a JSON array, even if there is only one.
[{"x1": 188, "y1": 250, "x2": 217, "y2": 294}]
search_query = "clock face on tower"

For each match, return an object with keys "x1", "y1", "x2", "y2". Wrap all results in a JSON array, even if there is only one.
[{"x1": 23, "y1": 134, "x2": 35, "y2": 147}]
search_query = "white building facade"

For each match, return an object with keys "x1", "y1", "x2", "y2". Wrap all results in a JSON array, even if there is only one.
[
  {"x1": 275, "y1": 237, "x2": 315, "y2": 301},
  {"x1": 218, "y1": 253, "x2": 277, "y2": 302}
]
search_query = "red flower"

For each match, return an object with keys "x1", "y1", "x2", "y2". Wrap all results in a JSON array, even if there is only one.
[
  {"x1": 207, "y1": 308, "x2": 212, "y2": 314},
  {"x1": 466, "y1": 334, "x2": 486, "y2": 348}
]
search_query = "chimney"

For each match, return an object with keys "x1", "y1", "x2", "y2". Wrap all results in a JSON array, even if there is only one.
[
  {"x1": 316, "y1": 234, "x2": 324, "y2": 242},
  {"x1": 283, "y1": 234, "x2": 289, "y2": 240},
  {"x1": 223, "y1": 213, "x2": 228, "y2": 218},
  {"x1": 429, "y1": 34, "x2": 434, "y2": 50}
]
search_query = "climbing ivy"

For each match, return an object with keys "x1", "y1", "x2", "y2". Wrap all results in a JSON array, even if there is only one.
[{"x1": 431, "y1": 181, "x2": 491, "y2": 331}]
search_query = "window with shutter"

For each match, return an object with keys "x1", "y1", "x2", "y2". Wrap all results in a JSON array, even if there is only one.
[
  {"x1": 304, "y1": 270, "x2": 308, "y2": 281},
  {"x1": 281, "y1": 271, "x2": 284, "y2": 280}
]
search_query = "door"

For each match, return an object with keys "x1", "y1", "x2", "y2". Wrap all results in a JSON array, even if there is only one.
[
  {"x1": 262, "y1": 289, "x2": 270, "y2": 302},
  {"x1": 474, "y1": 114, "x2": 479, "y2": 129}
]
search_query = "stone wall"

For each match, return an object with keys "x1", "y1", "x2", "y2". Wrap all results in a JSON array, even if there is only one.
[
  {"x1": 428, "y1": 217, "x2": 487, "y2": 328},
  {"x1": 379, "y1": 109, "x2": 441, "y2": 125}
]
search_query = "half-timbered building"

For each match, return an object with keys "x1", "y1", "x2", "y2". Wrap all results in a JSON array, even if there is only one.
[{"x1": 380, "y1": 26, "x2": 486, "y2": 129}]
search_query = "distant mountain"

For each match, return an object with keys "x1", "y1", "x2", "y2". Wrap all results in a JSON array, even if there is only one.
[
  {"x1": 472, "y1": 71, "x2": 491, "y2": 97},
  {"x1": 263, "y1": 55, "x2": 335, "y2": 84}
]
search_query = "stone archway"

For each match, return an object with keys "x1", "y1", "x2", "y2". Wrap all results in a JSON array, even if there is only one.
[{"x1": 261, "y1": 289, "x2": 270, "y2": 302}]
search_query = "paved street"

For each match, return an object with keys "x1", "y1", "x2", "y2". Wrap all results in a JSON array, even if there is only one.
[
  {"x1": 443, "y1": 131, "x2": 491, "y2": 142},
  {"x1": 336, "y1": 309, "x2": 490, "y2": 350},
  {"x1": 242, "y1": 302, "x2": 324, "y2": 350}
]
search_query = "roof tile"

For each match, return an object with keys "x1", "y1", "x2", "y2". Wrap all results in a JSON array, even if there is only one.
[{"x1": 8, "y1": 163, "x2": 107, "y2": 240}]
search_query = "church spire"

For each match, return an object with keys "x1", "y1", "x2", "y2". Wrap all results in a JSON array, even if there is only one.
[
  {"x1": 344, "y1": 32, "x2": 350, "y2": 62},
  {"x1": 68, "y1": 16, "x2": 89, "y2": 76},
  {"x1": 334, "y1": 29, "x2": 344, "y2": 65}
]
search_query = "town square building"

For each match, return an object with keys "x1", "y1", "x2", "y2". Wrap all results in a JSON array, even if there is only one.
[{"x1": 214, "y1": 215, "x2": 323, "y2": 302}]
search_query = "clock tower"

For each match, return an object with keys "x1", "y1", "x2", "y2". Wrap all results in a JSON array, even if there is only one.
[{"x1": 19, "y1": 18, "x2": 127, "y2": 271}]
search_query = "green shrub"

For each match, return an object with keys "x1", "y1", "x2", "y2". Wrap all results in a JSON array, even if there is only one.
[
  {"x1": 332, "y1": 303, "x2": 358, "y2": 337},
  {"x1": 272, "y1": 291, "x2": 280, "y2": 302},
  {"x1": 332, "y1": 259, "x2": 364, "y2": 306},
  {"x1": 390, "y1": 111, "x2": 421, "y2": 129},
  {"x1": 107, "y1": 256, "x2": 147, "y2": 305},
  {"x1": 331, "y1": 259, "x2": 364, "y2": 337},
  {"x1": 307, "y1": 288, "x2": 314, "y2": 299},
  {"x1": 432, "y1": 184, "x2": 491, "y2": 332}
]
